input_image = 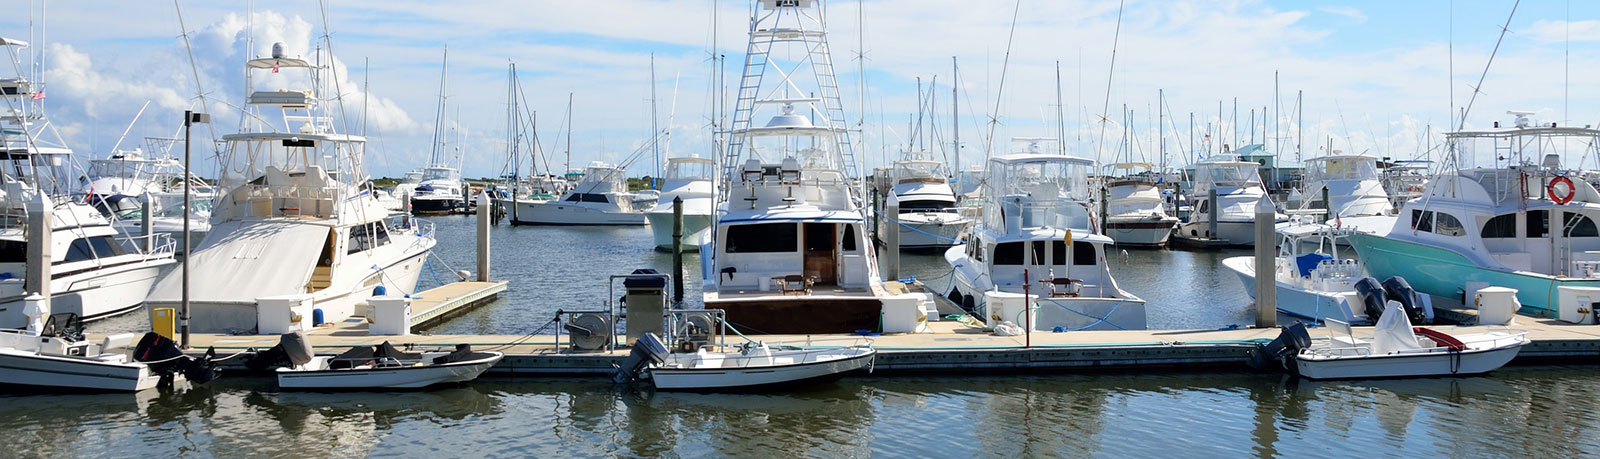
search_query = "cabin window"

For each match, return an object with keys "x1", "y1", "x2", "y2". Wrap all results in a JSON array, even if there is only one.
[
  {"x1": 900, "y1": 201, "x2": 949, "y2": 212},
  {"x1": 1563, "y1": 212, "x2": 1600, "y2": 237},
  {"x1": 1529, "y1": 210, "x2": 1550, "y2": 238},
  {"x1": 348, "y1": 224, "x2": 373, "y2": 254},
  {"x1": 1197, "y1": 199, "x2": 1210, "y2": 214},
  {"x1": 565, "y1": 193, "x2": 610, "y2": 203},
  {"x1": 1482, "y1": 214, "x2": 1517, "y2": 238},
  {"x1": 1434, "y1": 212, "x2": 1464, "y2": 237},
  {"x1": 725, "y1": 223, "x2": 796, "y2": 253},
  {"x1": 1031, "y1": 241, "x2": 1047, "y2": 265},
  {"x1": 375, "y1": 223, "x2": 391, "y2": 246},
  {"x1": 1073, "y1": 241, "x2": 1096, "y2": 265},
  {"x1": 1412, "y1": 210, "x2": 1433, "y2": 232},
  {"x1": 841, "y1": 225, "x2": 857, "y2": 251},
  {"x1": 993, "y1": 242, "x2": 1025, "y2": 265},
  {"x1": 62, "y1": 236, "x2": 123, "y2": 263},
  {"x1": 0, "y1": 240, "x2": 23, "y2": 263}
]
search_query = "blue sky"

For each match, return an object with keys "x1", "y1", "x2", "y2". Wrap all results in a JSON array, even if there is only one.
[{"x1": 3, "y1": 0, "x2": 1598, "y2": 180}]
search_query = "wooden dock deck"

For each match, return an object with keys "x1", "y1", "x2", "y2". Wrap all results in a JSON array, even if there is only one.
[
  {"x1": 407, "y1": 280, "x2": 508, "y2": 328},
  {"x1": 182, "y1": 312, "x2": 1600, "y2": 377}
]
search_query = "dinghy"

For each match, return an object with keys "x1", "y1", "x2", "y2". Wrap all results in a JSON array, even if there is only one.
[
  {"x1": 617, "y1": 333, "x2": 875, "y2": 391},
  {"x1": 1250, "y1": 302, "x2": 1527, "y2": 380},
  {"x1": 246, "y1": 331, "x2": 503, "y2": 390}
]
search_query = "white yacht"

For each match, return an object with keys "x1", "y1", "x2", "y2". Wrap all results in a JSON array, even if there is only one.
[
  {"x1": 1344, "y1": 112, "x2": 1600, "y2": 320},
  {"x1": 1101, "y1": 162, "x2": 1177, "y2": 247},
  {"x1": 645, "y1": 156, "x2": 716, "y2": 251},
  {"x1": 944, "y1": 148, "x2": 1148, "y2": 331},
  {"x1": 885, "y1": 154, "x2": 972, "y2": 252},
  {"x1": 0, "y1": 37, "x2": 176, "y2": 328},
  {"x1": 1297, "y1": 153, "x2": 1394, "y2": 218},
  {"x1": 508, "y1": 161, "x2": 646, "y2": 225},
  {"x1": 146, "y1": 42, "x2": 436, "y2": 333},
  {"x1": 1175, "y1": 155, "x2": 1282, "y2": 246},
  {"x1": 87, "y1": 144, "x2": 218, "y2": 247},
  {"x1": 700, "y1": 0, "x2": 891, "y2": 335}
]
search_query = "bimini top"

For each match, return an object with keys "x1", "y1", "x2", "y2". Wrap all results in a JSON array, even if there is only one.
[
  {"x1": 221, "y1": 131, "x2": 365, "y2": 143},
  {"x1": 246, "y1": 57, "x2": 313, "y2": 70},
  {"x1": 1304, "y1": 153, "x2": 1380, "y2": 163},
  {"x1": 0, "y1": 37, "x2": 28, "y2": 47}
]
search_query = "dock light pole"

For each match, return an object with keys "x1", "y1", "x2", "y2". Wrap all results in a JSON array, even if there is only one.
[
  {"x1": 672, "y1": 196, "x2": 684, "y2": 304},
  {"x1": 181, "y1": 110, "x2": 209, "y2": 348}
]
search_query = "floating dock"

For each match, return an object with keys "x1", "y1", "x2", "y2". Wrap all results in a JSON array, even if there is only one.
[
  {"x1": 183, "y1": 312, "x2": 1600, "y2": 377},
  {"x1": 407, "y1": 281, "x2": 508, "y2": 328}
]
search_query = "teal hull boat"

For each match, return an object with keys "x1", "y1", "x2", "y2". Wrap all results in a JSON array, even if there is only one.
[{"x1": 1347, "y1": 231, "x2": 1600, "y2": 318}]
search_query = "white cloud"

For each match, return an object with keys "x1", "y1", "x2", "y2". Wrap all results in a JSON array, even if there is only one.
[
  {"x1": 1317, "y1": 6, "x2": 1368, "y2": 24},
  {"x1": 1525, "y1": 19, "x2": 1600, "y2": 43}
]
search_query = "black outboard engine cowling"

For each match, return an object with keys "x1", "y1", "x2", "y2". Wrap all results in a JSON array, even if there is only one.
[
  {"x1": 1353, "y1": 277, "x2": 1388, "y2": 321},
  {"x1": 614, "y1": 333, "x2": 671, "y2": 384},
  {"x1": 1247, "y1": 323, "x2": 1311, "y2": 372},
  {"x1": 133, "y1": 332, "x2": 221, "y2": 385},
  {"x1": 244, "y1": 331, "x2": 315, "y2": 371},
  {"x1": 1381, "y1": 276, "x2": 1430, "y2": 324}
]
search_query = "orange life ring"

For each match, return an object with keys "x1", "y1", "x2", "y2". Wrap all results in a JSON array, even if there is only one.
[{"x1": 1549, "y1": 176, "x2": 1576, "y2": 205}]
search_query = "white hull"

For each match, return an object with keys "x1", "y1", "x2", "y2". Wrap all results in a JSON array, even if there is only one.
[
  {"x1": 1175, "y1": 220, "x2": 1258, "y2": 245},
  {"x1": 1221, "y1": 256, "x2": 1366, "y2": 324},
  {"x1": 945, "y1": 247, "x2": 1148, "y2": 331},
  {"x1": 277, "y1": 352, "x2": 503, "y2": 389},
  {"x1": 645, "y1": 211, "x2": 713, "y2": 251},
  {"x1": 0, "y1": 348, "x2": 157, "y2": 391},
  {"x1": 1295, "y1": 339, "x2": 1524, "y2": 380},
  {"x1": 509, "y1": 199, "x2": 646, "y2": 225},
  {"x1": 0, "y1": 260, "x2": 171, "y2": 329},
  {"x1": 895, "y1": 213, "x2": 971, "y2": 250},
  {"x1": 1104, "y1": 220, "x2": 1175, "y2": 247},
  {"x1": 650, "y1": 348, "x2": 874, "y2": 390}
]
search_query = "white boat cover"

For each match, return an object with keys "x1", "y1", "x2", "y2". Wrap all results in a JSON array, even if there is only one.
[
  {"x1": 1370, "y1": 300, "x2": 1421, "y2": 355},
  {"x1": 148, "y1": 221, "x2": 327, "y2": 304}
]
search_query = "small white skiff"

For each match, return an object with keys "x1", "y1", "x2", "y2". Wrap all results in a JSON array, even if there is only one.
[
  {"x1": 1252, "y1": 302, "x2": 1527, "y2": 380},
  {"x1": 619, "y1": 334, "x2": 875, "y2": 391},
  {"x1": 248, "y1": 332, "x2": 503, "y2": 390}
]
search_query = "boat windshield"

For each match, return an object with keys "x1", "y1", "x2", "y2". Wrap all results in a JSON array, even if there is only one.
[
  {"x1": 422, "y1": 167, "x2": 458, "y2": 181},
  {"x1": 894, "y1": 160, "x2": 944, "y2": 183},
  {"x1": 667, "y1": 159, "x2": 714, "y2": 181},
  {"x1": 1197, "y1": 162, "x2": 1262, "y2": 186},
  {"x1": 1307, "y1": 157, "x2": 1378, "y2": 182}
]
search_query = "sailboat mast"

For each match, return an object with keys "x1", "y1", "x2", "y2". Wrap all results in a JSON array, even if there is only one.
[
  {"x1": 952, "y1": 56, "x2": 959, "y2": 178},
  {"x1": 565, "y1": 92, "x2": 573, "y2": 174},
  {"x1": 650, "y1": 53, "x2": 660, "y2": 190},
  {"x1": 1055, "y1": 61, "x2": 1065, "y2": 155}
]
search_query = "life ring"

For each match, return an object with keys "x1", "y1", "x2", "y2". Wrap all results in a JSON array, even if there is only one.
[{"x1": 1549, "y1": 176, "x2": 1576, "y2": 205}]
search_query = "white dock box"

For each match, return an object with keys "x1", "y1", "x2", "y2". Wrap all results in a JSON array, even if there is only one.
[
  {"x1": 984, "y1": 291, "x2": 1037, "y2": 331},
  {"x1": 368, "y1": 296, "x2": 412, "y2": 336},
  {"x1": 1474, "y1": 286, "x2": 1518, "y2": 326},
  {"x1": 257, "y1": 294, "x2": 314, "y2": 334},
  {"x1": 881, "y1": 293, "x2": 930, "y2": 334},
  {"x1": 1555, "y1": 286, "x2": 1600, "y2": 325}
]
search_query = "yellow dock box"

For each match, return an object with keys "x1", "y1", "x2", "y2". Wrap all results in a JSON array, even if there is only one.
[{"x1": 152, "y1": 308, "x2": 176, "y2": 340}]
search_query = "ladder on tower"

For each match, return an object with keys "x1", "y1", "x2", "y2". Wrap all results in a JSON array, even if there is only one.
[
  {"x1": 805, "y1": 29, "x2": 859, "y2": 181},
  {"x1": 720, "y1": 32, "x2": 773, "y2": 200}
]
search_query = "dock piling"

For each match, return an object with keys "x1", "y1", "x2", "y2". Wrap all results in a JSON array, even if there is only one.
[
  {"x1": 1253, "y1": 194, "x2": 1276, "y2": 328},
  {"x1": 476, "y1": 190, "x2": 491, "y2": 282},
  {"x1": 672, "y1": 196, "x2": 684, "y2": 304},
  {"x1": 884, "y1": 193, "x2": 900, "y2": 281},
  {"x1": 140, "y1": 192, "x2": 153, "y2": 253},
  {"x1": 1208, "y1": 188, "x2": 1219, "y2": 239},
  {"x1": 24, "y1": 195, "x2": 51, "y2": 302}
]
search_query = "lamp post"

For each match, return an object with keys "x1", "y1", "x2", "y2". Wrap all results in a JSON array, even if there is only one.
[{"x1": 182, "y1": 110, "x2": 209, "y2": 348}]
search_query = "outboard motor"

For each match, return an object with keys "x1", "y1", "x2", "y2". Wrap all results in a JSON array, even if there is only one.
[
  {"x1": 1380, "y1": 276, "x2": 1431, "y2": 324},
  {"x1": 1353, "y1": 277, "x2": 1389, "y2": 320},
  {"x1": 244, "y1": 331, "x2": 315, "y2": 371},
  {"x1": 1247, "y1": 323, "x2": 1311, "y2": 373},
  {"x1": 133, "y1": 332, "x2": 221, "y2": 385},
  {"x1": 614, "y1": 333, "x2": 670, "y2": 384}
]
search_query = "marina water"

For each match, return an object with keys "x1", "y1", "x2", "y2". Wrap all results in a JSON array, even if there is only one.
[{"x1": 30, "y1": 216, "x2": 1598, "y2": 455}]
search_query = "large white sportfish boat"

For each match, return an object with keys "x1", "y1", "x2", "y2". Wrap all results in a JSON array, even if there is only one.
[
  {"x1": 1176, "y1": 155, "x2": 1282, "y2": 246},
  {"x1": 645, "y1": 156, "x2": 716, "y2": 251},
  {"x1": 1345, "y1": 112, "x2": 1600, "y2": 319},
  {"x1": 885, "y1": 153, "x2": 971, "y2": 252},
  {"x1": 0, "y1": 36, "x2": 175, "y2": 328},
  {"x1": 699, "y1": 0, "x2": 889, "y2": 334},
  {"x1": 944, "y1": 149, "x2": 1148, "y2": 331},
  {"x1": 146, "y1": 42, "x2": 435, "y2": 332}
]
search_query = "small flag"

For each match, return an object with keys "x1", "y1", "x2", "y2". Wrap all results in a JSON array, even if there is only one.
[
  {"x1": 271, "y1": 62, "x2": 280, "y2": 73},
  {"x1": 30, "y1": 89, "x2": 43, "y2": 100}
]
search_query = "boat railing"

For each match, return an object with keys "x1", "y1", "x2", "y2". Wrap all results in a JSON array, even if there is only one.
[
  {"x1": 230, "y1": 184, "x2": 343, "y2": 219},
  {"x1": 116, "y1": 232, "x2": 178, "y2": 258}
]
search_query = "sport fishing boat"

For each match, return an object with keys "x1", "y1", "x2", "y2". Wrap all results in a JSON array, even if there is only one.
[
  {"x1": 1297, "y1": 153, "x2": 1394, "y2": 218},
  {"x1": 1344, "y1": 112, "x2": 1600, "y2": 318},
  {"x1": 0, "y1": 37, "x2": 176, "y2": 328},
  {"x1": 1101, "y1": 162, "x2": 1177, "y2": 247},
  {"x1": 885, "y1": 153, "x2": 972, "y2": 252},
  {"x1": 146, "y1": 41, "x2": 435, "y2": 333},
  {"x1": 1223, "y1": 220, "x2": 1433, "y2": 324},
  {"x1": 508, "y1": 161, "x2": 646, "y2": 225},
  {"x1": 1175, "y1": 155, "x2": 1282, "y2": 246},
  {"x1": 944, "y1": 143, "x2": 1148, "y2": 331},
  {"x1": 645, "y1": 156, "x2": 716, "y2": 251},
  {"x1": 700, "y1": 0, "x2": 890, "y2": 335}
]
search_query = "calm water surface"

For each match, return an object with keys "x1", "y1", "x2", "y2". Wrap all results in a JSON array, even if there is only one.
[{"x1": 41, "y1": 216, "x2": 1595, "y2": 456}]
